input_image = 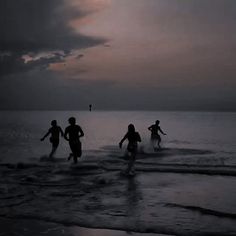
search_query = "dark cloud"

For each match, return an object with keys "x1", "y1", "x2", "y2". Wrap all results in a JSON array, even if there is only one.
[
  {"x1": 1, "y1": 0, "x2": 236, "y2": 111},
  {"x1": 0, "y1": 52, "x2": 67, "y2": 76},
  {"x1": 0, "y1": 0, "x2": 105, "y2": 76}
]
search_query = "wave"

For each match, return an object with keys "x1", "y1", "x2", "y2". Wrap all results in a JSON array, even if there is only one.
[
  {"x1": 165, "y1": 203, "x2": 236, "y2": 219},
  {"x1": 101, "y1": 146, "x2": 214, "y2": 156},
  {"x1": 1, "y1": 160, "x2": 236, "y2": 177},
  {"x1": 100, "y1": 161, "x2": 236, "y2": 176},
  {"x1": 1, "y1": 158, "x2": 236, "y2": 236}
]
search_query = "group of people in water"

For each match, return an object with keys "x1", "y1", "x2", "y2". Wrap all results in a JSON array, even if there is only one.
[{"x1": 41, "y1": 117, "x2": 166, "y2": 175}]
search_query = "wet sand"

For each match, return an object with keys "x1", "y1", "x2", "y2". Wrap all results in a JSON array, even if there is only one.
[
  {"x1": 0, "y1": 218, "x2": 171, "y2": 236},
  {"x1": 1, "y1": 148, "x2": 236, "y2": 236}
]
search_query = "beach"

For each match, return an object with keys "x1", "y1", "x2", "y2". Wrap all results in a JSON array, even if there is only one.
[
  {"x1": 2, "y1": 0, "x2": 236, "y2": 234},
  {"x1": 1, "y1": 148, "x2": 236, "y2": 236},
  {"x1": 0, "y1": 111, "x2": 236, "y2": 235}
]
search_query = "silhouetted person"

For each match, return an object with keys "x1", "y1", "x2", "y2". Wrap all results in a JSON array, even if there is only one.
[
  {"x1": 148, "y1": 120, "x2": 166, "y2": 150},
  {"x1": 89, "y1": 104, "x2": 92, "y2": 112},
  {"x1": 64, "y1": 117, "x2": 84, "y2": 164},
  {"x1": 119, "y1": 124, "x2": 141, "y2": 175},
  {"x1": 41, "y1": 120, "x2": 64, "y2": 158}
]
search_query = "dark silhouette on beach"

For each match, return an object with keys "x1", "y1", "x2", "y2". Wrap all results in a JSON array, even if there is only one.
[
  {"x1": 40, "y1": 120, "x2": 64, "y2": 158},
  {"x1": 64, "y1": 117, "x2": 84, "y2": 164},
  {"x1": 89, "y1": 104, "x2": 92, "y2": 111},
  {"x1": 119, "y1": 124, "x2": 141, "y2": 176},
  {"x1": 148, "y1": 120, "x2": 166, "y2": 150}
]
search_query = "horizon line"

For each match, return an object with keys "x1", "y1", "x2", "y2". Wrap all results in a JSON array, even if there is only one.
[{"x1": 0, "y1": 109, "x2": 236, "y2": 113}]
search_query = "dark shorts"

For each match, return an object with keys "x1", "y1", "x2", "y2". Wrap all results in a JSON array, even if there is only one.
[
  {"x1": 69, "y1": 140, "x2": 82, "y2": 157},
  {"x1": 50, "y1": 138, "x2": 59, "y2": 148},
  {"x1": 151, "y1": 134, "x2": 161, "y2": 140}
]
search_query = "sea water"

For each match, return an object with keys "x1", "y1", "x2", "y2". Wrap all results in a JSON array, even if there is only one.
[
  {"x1": 0, "y1": 111, "x2": 235, "y2": 164},
  {"x1": 1, "y1": 111, "x2": 236, "y2": 235}
]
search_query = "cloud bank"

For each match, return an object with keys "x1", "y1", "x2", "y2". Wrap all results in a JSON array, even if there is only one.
[{"x1": 0, "y1": 0, "x2": 105, "y2": 76}]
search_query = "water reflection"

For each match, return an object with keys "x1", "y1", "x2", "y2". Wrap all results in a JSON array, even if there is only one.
[{"x1": 125, "y1": 177, "x2": 142, "y2": 218}]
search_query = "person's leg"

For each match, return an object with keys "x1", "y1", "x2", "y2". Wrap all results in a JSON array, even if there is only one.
[
  {"x1": 67, "y1": 153, "x2": 73, "y2": 161},
  {"x1": 127, "y1": 152, "x2": 136, "y2": 174},
  {"x1": 69, "y1": 142, "x2": 77, "y2": 163},
  {"x1": 73, "y1": 152, "x2": 78, "y2": 164},
  {"x1": 151, "y1": 138, "x2": 158, "y2": 151},
  {"x1": 77, "y1": 141, "x2": 82, "y2": 158},
  {"x1": 49, "y1": 141, "x2": 58, "y2": 158},
  {"x1": 130, "y1": 154, "x2": 136, "y2": 174},
  {"x1": 73, "y1": 141, "x2": 81, "y2": 164},
  {"x1": 151, "y1": 137, "x2": 155, "y2": 150},
  {"x1": 154, "y1": 139, "x2": 159, "y2": 150},
  {"x1": 49, "y1": 146, "x2": 56, "y2": 158},
  {"x1": 151, "y1": 135, "x2": 160, "y2": 151},
  {"x1": 157, "y1": 136, "x2": 161, "y2": 148}
]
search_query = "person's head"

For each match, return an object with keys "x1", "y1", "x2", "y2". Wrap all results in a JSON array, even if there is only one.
[
  {"x1": 51, "y1": 120, "x2": 57, "y2": 127},
  {"x1": 68, "y1": 117, "x2": 76, "y2": 125},
  {"x1": 128, "y1": 124, "x2": 135, "y2": 133},
  {"x1": 155, "y1": 120, "x2": 160, "y2": 125}
]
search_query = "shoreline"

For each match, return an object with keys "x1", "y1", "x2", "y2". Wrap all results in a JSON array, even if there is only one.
[
  {"x1": 1, "y1": 148, "x2": 236, "y2": 235},
  {"x1": 0, "y1": 217, "x2": 173, "y2": 236}
]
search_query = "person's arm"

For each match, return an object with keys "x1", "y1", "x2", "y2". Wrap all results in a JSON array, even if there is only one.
[
  {"x1": 159, "y1": 127, "x2": 166, "y2": 135},
  {"x1": 79, "y1": 126, "x2": 84, "y2": 138},
  {"x1": 64, "y1": 128, "x2": 69, "y2": 141},
  {"x1": 148, "y1": 125, "x2": 152, "y2": 131},
  {"x1": 41, "y1": 130, "x2": 50, "y2": 141},
  {"x1": 119, "y1": 133, "x2": 128, "y2": 148}
]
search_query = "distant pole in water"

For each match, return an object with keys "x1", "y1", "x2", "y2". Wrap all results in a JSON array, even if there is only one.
[{"x1": 89, "y1": 104, "x2": 92, "y2": 112}]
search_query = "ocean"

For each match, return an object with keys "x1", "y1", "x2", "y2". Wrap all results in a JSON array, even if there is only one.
[
  {"x1": 1, "y1": 111, "x2": 236, "y2": 235},
  {"x1": 0, "y1": 111, "x2": 235, "y2": 165}
]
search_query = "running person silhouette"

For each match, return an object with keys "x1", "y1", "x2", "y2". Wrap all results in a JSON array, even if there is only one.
[
  {"x1": 41, "y1": 120, "x2": 64, "y2": 158},
  {"x1": 148, "y1": 120, "x2": 166, "y2": 150},
  {"x1": 119, "y1": 124, "x2": 141, "y2": 176},
  {"x1": 64, "y1": 117, "x2": 84, "y2": 164}
]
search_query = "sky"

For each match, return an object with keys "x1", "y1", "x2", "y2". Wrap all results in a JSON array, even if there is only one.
[{"x1": 0, "y1": 0, "x2": 236, "y2": 110}]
